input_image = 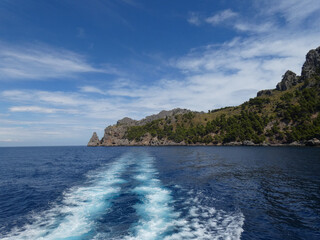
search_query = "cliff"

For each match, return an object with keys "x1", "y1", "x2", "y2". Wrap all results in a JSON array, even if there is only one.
[
  {"x1": 88, "y1": 46, "x2": 320, "y2": 147},
  {"x1": 89, "y1": 108, "x2": 193, "y2": 146}
]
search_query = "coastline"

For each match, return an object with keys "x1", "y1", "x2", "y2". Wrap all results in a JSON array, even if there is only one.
[{"x1": 88, "y1": 140, "x2": 320, "y2": 147}]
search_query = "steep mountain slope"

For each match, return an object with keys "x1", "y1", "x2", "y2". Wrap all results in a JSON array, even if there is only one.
[{"x1": 88, "y1": 46, "x2": 320, "y2": 146}]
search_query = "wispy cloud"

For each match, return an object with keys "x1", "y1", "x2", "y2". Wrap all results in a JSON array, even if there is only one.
[
  {"x1": 79, "y1": 86, "x2": 106, "y2": 95},
  {"x1": 1, "y1": 89, "x2": 132, "y2": 119},
  {"x1": 76, "y1": 27, "x2": 86, "y2": 38},
  {"x1": 0, "y1": 43, "x2": 104, "y2": 80},
  {"x1": 2, "y1": 90, "x2": 83, "y2": 106},
  {"x1": 233, "y1": 22, "x2": 274, "y2": 33},
  {"x1": 0, "y1": 125, "x2": 95, "y2": 146},
  {"x1": 188, "y1": 12, "x2": 201, "y2": 26},
  {"x1": 9, "y1": 106, "x2": 61, "y2": 114},
  {"x1": 8, "y1": 106, "x2": 80, "y2": 114},
  {"x1": 191, "y1": 1, "x2": 320, "y2": 33},
  {"x1": 206, "y1": 9, "x2": 238, "y2": 25},
  {"x1": 265, "y1": 0, "x2": 320, "y2": 25}
]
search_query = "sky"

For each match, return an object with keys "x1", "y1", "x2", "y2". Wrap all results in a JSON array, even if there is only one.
[{"x1": 0, "y1": 0, "x2": 320, "y2": 146}]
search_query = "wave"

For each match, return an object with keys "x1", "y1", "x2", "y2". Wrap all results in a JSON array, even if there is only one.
[
  {"x1": 164, "y1": 189, "x2": 244, "y2": 240},
  {"x1": 1, "y1": 151, "x2": 244, "y2": 240},
  {"x1": 123, "y1": 154, "x2": 245, "y2": 240},
  {"x1": 1, "y1": 156, "x2": 129, "y2": 240},
  {"x1": 124, "y1": 155, "x2": 178, "y2": 240}
]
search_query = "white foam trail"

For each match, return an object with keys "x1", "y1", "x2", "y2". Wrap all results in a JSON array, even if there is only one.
[
  {"x1": 1, "y1": 156, "x2": 129, "y2": 240},
  {"x1": 2, "y1": 152, "x2": 245, "y2": 240},
  {"x1": 125, "y1": 155, "x2": 178, "y2": 240},
  {"x1": 124, "y1": 153, "x2": 244, "y2": 240},
  {"x1": 164, "y1": 191, "x2": 245, "y2": 240}
]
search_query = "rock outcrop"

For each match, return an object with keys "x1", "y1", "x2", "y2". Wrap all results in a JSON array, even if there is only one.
[
  {"x1": 290, "y1": 141, "x2": 302, "y2": 146},
  {"x1": 301, "y1": 46, "x2": 320, "y2": 80},
  {"x1": 242, "y1": 140, "x2": 255, "y2": 146},
  {"x1": 257, "y1": 46, "x2": 320, "y2": 97},
  {"x1": 87, "y1": 132, "x2": 100, "y2": 146},
  {"x1": 117, "y1": 117, "x2": 138, "y2": 126},
  {"x1": 276, "y1": 70, "x2": 300, "y2": 91},
  {"x1": 91, "y1": 108, "x2": 193, "y2": 146},
  {"x1": 306, "y1": 138, "x2": 320, "y2": 146},
  {"x1": 224, "y1": 141, "x2": 242, "y2": 146},
  {"x1": 137, "y1": 108, "x2": 191, "y2": 126},
  {"x1": 257, "y1": 89, "x2": 273, "y2": 97},
  {"x1": 100, "y1": 125, "x2": 130, "y2": 146}
]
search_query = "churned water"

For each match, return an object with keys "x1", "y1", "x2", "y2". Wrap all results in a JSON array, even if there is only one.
[{"x1": 0, "y1": 146, "x2": 319, "y2": 239}]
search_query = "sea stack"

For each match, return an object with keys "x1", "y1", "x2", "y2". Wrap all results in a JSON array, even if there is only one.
[{"x1": 87, "y1": 132, "x2": 100, "y2": 147}]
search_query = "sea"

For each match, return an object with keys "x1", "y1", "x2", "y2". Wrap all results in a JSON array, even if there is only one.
[{"x1": 0, "y1": 146, "x2": 319, "y2": 240}]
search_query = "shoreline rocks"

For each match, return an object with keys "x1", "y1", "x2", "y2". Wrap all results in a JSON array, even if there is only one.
[{"x1": 306, "y1": 138, "x2": 320, "y2": 146}]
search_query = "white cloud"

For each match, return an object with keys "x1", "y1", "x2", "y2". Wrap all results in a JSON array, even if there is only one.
[
  {"x1": 0, "y1": 126, "x2": 95, "y2": 146},
  {"x1": 265, "y1": 0, "x2": 320, "y2": 25},
  {"x1": 202, "y1": 1, "x2": 320, "y2": 33},
  {"x1": 106, "y1": 32, "x2": 320, "y2": 113},
  {"x1": 2, "y1": 90, "x2": 82, "y2": 106},
  {"x1": 0, "y1": 43, "x2": 104, "y2": 80},
  {"x1": 233, "y1": 22, "x2": 274, "y2": 33},
  {"x1": 1, "y1": 89, "x2": 135, "y2": 119},
  {"x1": 206, "y1": 9, "x2": 238, "y2": 25},
  {"x1": 188, "y1": 12, "x2": 201, "y2": 26},
  {"x1": 0, "y1": 138, "x2": 17, "y2": 143},
  {"x1": 8, "y1": 106, "x2": 79, "y2": 114},
  {"x1": 79, "y1": 86, "x2": 106, "y2": 95},
  {"x1": 9, "y1": 106, "x2": 60, "y2": 113}
]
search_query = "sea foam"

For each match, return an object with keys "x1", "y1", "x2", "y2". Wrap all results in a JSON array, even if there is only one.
[
  {"x1": 1, "y1": 155, "x2": 129, "y2": 240},
  {"x1": 124, "y1": 153, "x2": 245, "y2": 240},
  {"x1": 164, "y1": 190, "x2": 245, "y2": 240},
  {"x1": 2, "y1": 152, "x2": 245, "y2": 240},
  {"x1": 125, "y1": 154, "x2": 178, "y2": 240}
]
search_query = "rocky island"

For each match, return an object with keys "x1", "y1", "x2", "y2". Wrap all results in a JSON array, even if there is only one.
[{"x1": 88, "y1": 46, "x2": 320, "y2": 147}]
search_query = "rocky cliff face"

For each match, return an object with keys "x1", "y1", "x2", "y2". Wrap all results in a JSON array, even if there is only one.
[
  {"x1": 258, "y1": 46, "x2": 320, "y2": 97},
  {"x1": 90, "y1": 108, "x2": 192, "y2": 146},
  {"x1": 116, "y1": 117, "x2": 138, "y2": 126},
  {"x1": 301, "y1": 46, "x2": 320, "y2": 80},
  {"x1": 276, "y1": 70, "x2": 301, "y2": 91},
  {"x1": 138, "y1": 108, "x2": 191, "y2": 126},
  {"x1": 100, "y1": 125, "x2": 130, "y2": 146}
]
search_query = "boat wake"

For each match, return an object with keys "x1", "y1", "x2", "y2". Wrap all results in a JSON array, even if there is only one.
[{"x1": 1, "y1": 152, "x2": 244, "y2": 240}]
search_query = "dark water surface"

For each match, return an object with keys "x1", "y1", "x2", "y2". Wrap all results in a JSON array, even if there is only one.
[{"x1": 0, "y1": 146, "x2": 319, "y2": 239}]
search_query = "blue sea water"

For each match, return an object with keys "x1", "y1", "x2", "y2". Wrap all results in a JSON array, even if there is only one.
[{"x1": 0, "y1": 146, "x2": 319, "y2": 240}]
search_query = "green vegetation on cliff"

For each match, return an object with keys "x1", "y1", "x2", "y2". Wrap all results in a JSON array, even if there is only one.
[{"x1": 126, "y1": 74, "x2": 320, "y2": 145}]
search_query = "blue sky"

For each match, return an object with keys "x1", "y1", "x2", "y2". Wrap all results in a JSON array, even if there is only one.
[{"x1": 0, "y1": 0, "x2": 320, "y2": 146}]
